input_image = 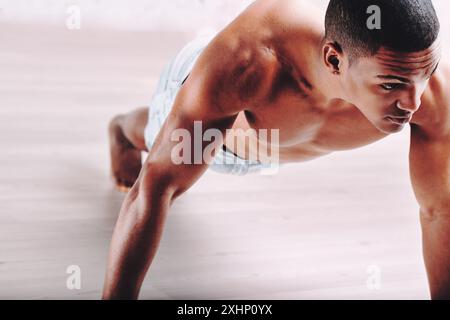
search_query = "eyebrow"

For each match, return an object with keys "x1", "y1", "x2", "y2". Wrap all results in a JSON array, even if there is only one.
[
  {"x1": 376, "y1": 75, "x2": 411, "y2": 83},
  {"x1": 376, "y1": 62, "x2": 440, "y2": 84}
]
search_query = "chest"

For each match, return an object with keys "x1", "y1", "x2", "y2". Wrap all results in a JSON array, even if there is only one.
[{"x1": 232, "y1": 88, "x2": 388, "y2": 154}]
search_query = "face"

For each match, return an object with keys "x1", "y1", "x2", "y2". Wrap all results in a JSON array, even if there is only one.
[{"x1": 338, "y1": 39, "x2": 441, "y2": 134}]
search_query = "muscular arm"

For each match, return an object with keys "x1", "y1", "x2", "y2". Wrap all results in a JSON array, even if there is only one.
[
  {"x1": 410, "y1": 122, "x2": 450, "y2": 299},
  {"x1": 102, "y1": 32, "x2": 256, "y2": 299}
]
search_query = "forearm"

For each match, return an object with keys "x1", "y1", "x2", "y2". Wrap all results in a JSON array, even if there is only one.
[
  {"x1": 420, "y1": 208, "x2": 450, "y2": 300},
  {"x1": 102, "y1": 182, "x2": 173, "y2": 300}
]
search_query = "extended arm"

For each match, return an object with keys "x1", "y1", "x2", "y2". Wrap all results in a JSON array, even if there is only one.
[
  {"x1": 102, "y1": 33, "x2": 252, "y2": 299},
  {"x1": 410, "y1": 123, "x2": 450, "y2": 299}
]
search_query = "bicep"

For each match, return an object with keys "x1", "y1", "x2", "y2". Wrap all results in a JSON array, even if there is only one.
[
  {"x1": 144, "y1": 102, "x2": 239, "y2": 197},
  {"x1": 409, "y1": 124, "x2": 450, "y2": 212},
  {"x1": 141, "y1": 37, "x2": 247, "y2": 196}
]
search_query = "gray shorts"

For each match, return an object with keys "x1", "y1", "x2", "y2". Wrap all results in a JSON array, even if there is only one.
[{"x1": 144, "y1": 34, "x2": 274, "y2": 175}]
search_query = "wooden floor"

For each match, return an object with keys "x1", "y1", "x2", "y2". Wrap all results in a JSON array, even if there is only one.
[{"x1": 0, "y1": 23, "x2": 431, "y2": 299}]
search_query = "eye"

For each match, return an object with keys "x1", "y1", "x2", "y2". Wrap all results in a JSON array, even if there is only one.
[{"x1": 380, "y1": 83, "x2": 404, "y2": 91}]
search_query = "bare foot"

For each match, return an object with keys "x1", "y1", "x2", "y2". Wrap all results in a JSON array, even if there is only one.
[{"x1": 108, "y1": 116, "x2": 142, "y2": 192}]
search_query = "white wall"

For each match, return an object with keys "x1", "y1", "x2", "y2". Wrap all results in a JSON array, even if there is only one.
[
  {"x1": 0, "y1": 0, "x2": 448, "y2": 47},
  {"x1": 0, "y1": 0, "x2": 254, "y2": 32}
]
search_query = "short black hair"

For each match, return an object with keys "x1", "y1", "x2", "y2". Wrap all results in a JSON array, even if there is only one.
[{"x1": 325, "y1": 0, "x2": 440, "y2": 61}]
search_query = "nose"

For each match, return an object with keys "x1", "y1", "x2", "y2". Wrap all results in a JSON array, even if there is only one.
[{"x1": 397, "y1": 85, "x2": 423, "y2": 113}]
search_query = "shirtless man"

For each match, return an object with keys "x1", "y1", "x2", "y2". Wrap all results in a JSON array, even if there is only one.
[{"x1": 103, "y1": 0, "x2": 449, "y2": 299}]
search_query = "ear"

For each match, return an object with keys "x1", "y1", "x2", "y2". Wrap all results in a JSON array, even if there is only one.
[{"x1": 322, "y1": 41, "x2": 344, "y2": 75}]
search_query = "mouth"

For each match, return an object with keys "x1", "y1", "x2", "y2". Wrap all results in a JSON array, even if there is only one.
[{"x1": 385, "y1": 115, "x2": 412, "y2": 125}]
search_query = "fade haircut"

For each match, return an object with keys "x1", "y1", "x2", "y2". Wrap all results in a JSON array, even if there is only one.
[{"x1": 324, "y1": 0, "x2": 440, "y2": 62}]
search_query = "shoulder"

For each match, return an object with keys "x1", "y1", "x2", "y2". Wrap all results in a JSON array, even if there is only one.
[
  {"x1": 183, "y1": 0, "x2": 319, "y2": 114},
  {"x1": 411, "y1": 61, "x2": 450, "y2": 140},
  {"x1": 185, "y1": 9, "x2": 279, "y2": 113}
]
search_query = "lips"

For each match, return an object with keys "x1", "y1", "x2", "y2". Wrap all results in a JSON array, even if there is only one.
[{"x1": 386, "y1": 115, "x2": 411, "y2": 125}]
